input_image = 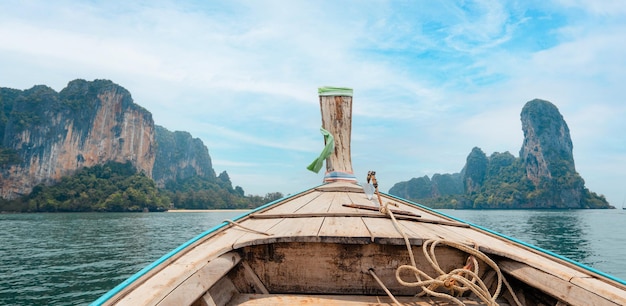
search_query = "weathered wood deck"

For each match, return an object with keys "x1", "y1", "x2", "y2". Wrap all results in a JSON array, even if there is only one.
[
  {"x1": 97, "y1": 87, "x2": 626, "y2": 306},
  {"x1": 104, "y1": 181, "x2": 626, "y2": 306},
  {"x1": 226, "y1": 294, "x2": 506, "y2": 305}
]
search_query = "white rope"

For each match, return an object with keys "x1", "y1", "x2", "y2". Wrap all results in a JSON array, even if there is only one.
[
  {"x1": 224, "y1": 219, "x2": 272, "y2": 236},
  {"x1": 364, "y1": 172, "x2": 522, "y2": 305},
  {"x1": 395, "y1": 239, "x2": 501, "y2": 305},
  {"x1": 379, "y1": 203, "x2": 523, "y2": 306},
  {"x1": 369, "y1": 268, "x2": 402, "y2": 306}
]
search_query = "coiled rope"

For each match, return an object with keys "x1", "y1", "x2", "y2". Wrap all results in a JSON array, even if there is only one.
[
  {"x1": 366, "y1": 171, "x2": 522, "y2": 306},
  {"x1": 396, "y1": 239, "x2": 502, "y2": 305}
]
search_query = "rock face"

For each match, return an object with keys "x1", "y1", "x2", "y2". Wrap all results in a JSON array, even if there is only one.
[
  {"x1": 0, "y1": 80, "x2": 155, "y2": 199},
  {"x1": 462, "y1": 147, "x2": 488, "y2": 195},
  {"x1": 388, "y1": 173, "x2": 462, "y2": 199},
  {"x1": 520, "y1": 99, "x2": 575, "y2": 185},
  {"x1": 153, "y1": 125, "x2": 216, "y2": 187},
  {"x1": 0, "y1": 79, "x2": 217, "y2": 200},
  {"x1": 389, "y1": 99, "x2": 610, "y2": 209},
  {"x1": 518, "y1": 99, "x2": 583, "y2": 207}
]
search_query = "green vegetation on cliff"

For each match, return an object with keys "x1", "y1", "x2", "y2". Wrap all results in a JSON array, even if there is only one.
[
  {"x1": 388, "y1": 173, "x2": 462, "y2": 200},
  {"x1": 152, "y1": 125, "x2": 282, "y2": 210},
  {"x1": 0, "y1": 80, "x2": 283, "y2": 212},
  {"x1": 0, "y1": 162, "x2": 282, "y2": 212},
  {"x1": 389, "y1": 99, "x2": 611, "y2": 209},
  {"x1": 153, "y1": 125, "x2": 216, "y2": 185},
  {"x1": 160, "y1": 170, "x2": 282, "y2": 210},
  {"x1": 0, "y1": 161, "x2": 170, "y2": 212},
  {"x1": 458, "y1": 149, "x2": 609, "y2": 209},
  {"x1": 390, "y1": 147, "x2": 609, "y2": 209}
]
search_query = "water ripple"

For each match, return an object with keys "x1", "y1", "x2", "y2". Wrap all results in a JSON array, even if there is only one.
[
  {"x1": 2, "y1": 210, "x2": 625, "y2": 305},
  {"x1": 0, "y1": 211, "x2": 241, "y2": 305}
]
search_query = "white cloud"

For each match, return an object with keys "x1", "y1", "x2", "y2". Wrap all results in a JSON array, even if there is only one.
[{"x1": 1, "y1": 0, "x2": 625, "y2": 205}]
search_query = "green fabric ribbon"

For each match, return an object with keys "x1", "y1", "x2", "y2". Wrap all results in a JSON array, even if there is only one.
[
  {"x1": 307, "y1": 127, "x2": 334, "y2": 173},
  {"x1": 318, "y1": 86, "x2": 353, "y2": 97}
]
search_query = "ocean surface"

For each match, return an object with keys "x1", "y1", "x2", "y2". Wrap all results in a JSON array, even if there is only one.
[{"x1": 1, "y1": 209, "x2": 625, "y2": 305}]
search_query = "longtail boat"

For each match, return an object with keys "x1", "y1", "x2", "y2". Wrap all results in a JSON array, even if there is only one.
[{"x1": 92, "y1": 87, "x2": 626, "y2": 306}]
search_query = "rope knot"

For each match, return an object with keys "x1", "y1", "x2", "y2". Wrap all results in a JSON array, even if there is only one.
[
  {"x1": 443, "y1": 277, "x2": 456, "y2": 289},
  {"x1": 364, "y1": 171, "x2": 523, "y2": 306}
]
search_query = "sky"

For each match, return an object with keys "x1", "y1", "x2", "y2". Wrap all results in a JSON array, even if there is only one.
[{"x1": 1, "y1": 0, "x2": 625, "y2": 207}]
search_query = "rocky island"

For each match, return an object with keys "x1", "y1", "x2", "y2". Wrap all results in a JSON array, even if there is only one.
[
  {"x1": 0, "y1": 79, "x2": 274, "y2": 212},
  {"x1": 389, "y1": 99, "x2": 611, "y2": 209}
]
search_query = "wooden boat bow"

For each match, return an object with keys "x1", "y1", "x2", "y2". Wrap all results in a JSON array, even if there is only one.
[{"x1": 92, "y1": 87, "x2": 626, "y2": 306}]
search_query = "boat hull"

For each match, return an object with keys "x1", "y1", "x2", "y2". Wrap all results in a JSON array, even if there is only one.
[{"x1": 93, "y1": 182, "x2": 626, "y2": 306}]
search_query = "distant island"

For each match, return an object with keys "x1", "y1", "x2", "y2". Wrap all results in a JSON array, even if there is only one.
[
  {"x1": 389, "y1": 99, "x2": 612, "y2": 209},
  {"x1": 0, "y1": 79, "x2": 281, "y2": 212},
  {"x1": 1, "y1": 81, "x2": 611, "y2": 212}
]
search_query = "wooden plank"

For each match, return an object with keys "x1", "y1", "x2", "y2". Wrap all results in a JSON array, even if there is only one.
[
  {"x1": 250, "y1": 212, "x2": 429, "y2": 222},
  {"x1": 360, "y1": 216, "x2": 419, "y2": 245},
  {"x1": 406, "y1": 222, "x2": 476, "y2": 245},
  {"x1": 250, "y1": 212, "x2": 395, "y2": 219},
  {"x1": 232, "y1": 216, "x2": 327, "y2": 249},
  {"x1": 113, "y1": 225, "x2": 252, "y2": 305},
  {"x1": 317, "y1": 216, "x2": 370, "y2": 241},
  {"x1": 570, "y1": 276, "x2": 626, "y2": 305},
  {"x1": 227, "y1": 294, "x2": 496, "y2": 305},
  {"x1": 344, "y1": 198, "x2": 468, "y2": 228},
  {"x1": 241, "y1": 261, "x2": 269, "y2": 294},
  {"x1": 354, "y1": 207, "x2": 466, "y2": 245},
  {"x1": 498, "y1": 259, "x2": 621, "y2": 306},
  {"x1": 393, "y1": 219, "x2": 449, "y2": 242},
  {"x1": 230, "y1": 218, "x2": 286, "y2": 249},
  {"x1": 201, "y1": 277, "x2": 238, "y2": 306},
  {"x1": 378, "y1": 194, "x2": 457, "y2": 223},
  {"x1": 436, "y1": 224, "x2": 520, "y2": 256},
  {"x1": 342, "y1": 203, "x2": 421, "y2": 217},
  {"x1": 259, "y1": 190, "x2": 322, "y2": 215},
  {"x1": 292, "y1": 191, "x2": 336, "y2": 214},
  {"x1": 351, "y1": 192, "x2": 450, "y2": 223},
  {"x1": 349, "y1": 189, "x2": 380, "y2": 207},
  {"x1": 221, "y1": 218, "x2": 278, "y2": 238},
  {"x1": 315, "y1": 181, "x2": 364, "y2": 193},
  {"x1": 325, "y1": 192, "x2": 363, "y2": 214},
  {"x1": 266, "y1": 216, "x2": 325, "y2": 238},
  {"x1": 239, "y1": 241, "x2": 471, "y2": 296},
  {"x1": 241, "y1": 242, "x2": 370, "y2": 294},
  {"x1": 157, "y1": 252, "x2": 241, "y2": 306},
  {"x1": 246, "y1": 212, "x2": 467, "y2": 246},
  {"x1": 349, "y1": 193, "x2": 447, "y2": 223},
  {"x1": 336, "y1": 191, "x2": 382, "y2": 217}
]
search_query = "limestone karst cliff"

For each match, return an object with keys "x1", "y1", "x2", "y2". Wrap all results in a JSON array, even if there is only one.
[
  {"x1": 520, "y1": 99, "x2": 574, "y2": 184},
  {"x1": 388, "y1": 173, "x2": 463, "y2": 200},
  {"x1": 518, "y1": 99, "x2": 584, "y2": 207},
  {"x1": 389, "y1": 99, "x2": 610, "y2": 209},
  {"x1": 152, "y1": 125, "x2": 216, "y2": 187},
  {"x1": 0, "y1": 79, "x2": 155, "y2": 199},
  {"x1": 0, "y1": 79, "x2": 218, "y2": 201}
]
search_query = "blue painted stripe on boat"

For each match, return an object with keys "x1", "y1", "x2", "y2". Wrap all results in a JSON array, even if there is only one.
[
  {"x1": 324, "y1": 171, "x2": 356, "y2": 178},
  {"x1": 383, "y1": 192, "x2": 626, "y2": 286},
  {"x1": 90, "y1": 185, "x2": 320, "y2": 306}
]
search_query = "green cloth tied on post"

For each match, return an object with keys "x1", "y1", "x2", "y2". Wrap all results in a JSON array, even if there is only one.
[
  {"x1": 307, "y1": 127, "x2": 334, "y2": 173},
  {"x1": 318, "y1": 86, "x2": 353, "y2": 97}
]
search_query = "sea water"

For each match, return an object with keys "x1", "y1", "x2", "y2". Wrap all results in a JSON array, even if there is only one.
[{"x1": 1, "y1": 209, "x2": 624, "y2": 305}]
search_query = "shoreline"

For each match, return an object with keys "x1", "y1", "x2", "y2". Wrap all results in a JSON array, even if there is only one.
[{"x1": 166, "y1": 209, "x2": 251, "y2": 213}]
